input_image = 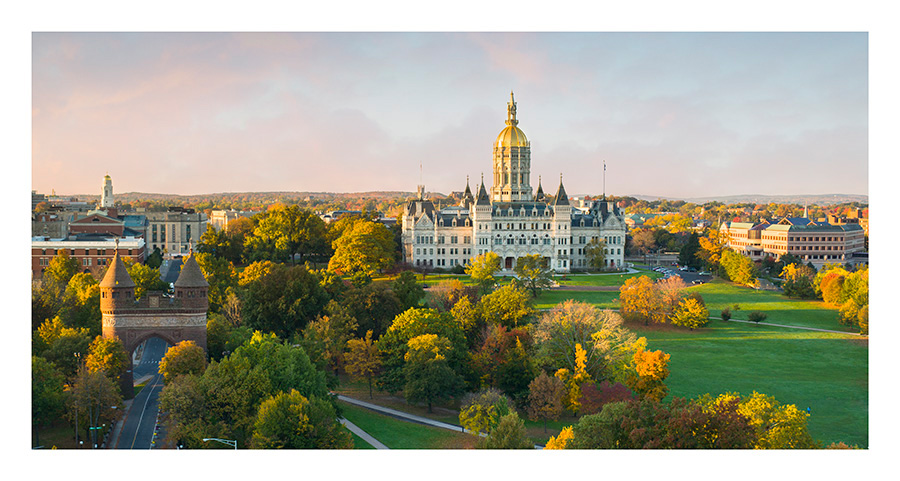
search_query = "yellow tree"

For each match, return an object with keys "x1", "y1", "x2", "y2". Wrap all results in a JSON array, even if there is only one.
[
  {"x1": 544, "y1": 426, "x2": 574, "y2": 449},
  {"x1": 626, "y1": 348, "x2": 670, "y2": 402},
  {"x1": 697, "y1": 229, "x2": 726, "y2": 270},
  {"x1": 476, "y1": 283, "x2": 535, "y2": 328},
  {"x1": 703, "y1": 391, "x2": 817, "y2": 449},
  {"x1": 465, "y1": 252, "x2": 502, "y2": 294},
  {"x1": 158, "y1": 340, "x2": 208, "y2": 383},
  {"x1": 555, "y1": 343, "x2": 592, "y2": 416},
  {"x1": 85, "y1": 336, "x2": 130, "y2": 387},
  {"x1": 670, "y1": 297, "x2": 710, "y2": 330},
  {"x1": 618, "y1": 275, "x2": 666, "y2": 325},
  {"x1": 344, "y1": 330, "x2": 382, "y2": 399}
]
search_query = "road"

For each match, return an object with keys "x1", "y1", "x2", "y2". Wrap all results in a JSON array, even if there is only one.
[{"x1": 116, "y1": 337, "x2": 170, "y2": 449}]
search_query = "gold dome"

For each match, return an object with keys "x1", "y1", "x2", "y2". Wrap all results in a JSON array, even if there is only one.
[
  {"x1": 496, "y1": 125, "x2": 528, "y2": 148},
  {"x1": 495, "y1": 91, "x2": 529, "y2": 148}
]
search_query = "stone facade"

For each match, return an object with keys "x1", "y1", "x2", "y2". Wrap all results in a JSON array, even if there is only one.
[{"x1": 401, "y1": 94, "x2": 626, "y2": 273}]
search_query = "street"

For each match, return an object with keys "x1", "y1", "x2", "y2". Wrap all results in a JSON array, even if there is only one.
[{"x1": 116, "y1": 337, "x2": 170, "y2": 449}]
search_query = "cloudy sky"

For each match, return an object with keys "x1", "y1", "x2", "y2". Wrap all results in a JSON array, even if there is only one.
[{"x1": 32, "y1": 31, "x2": 868, "y2": 199}]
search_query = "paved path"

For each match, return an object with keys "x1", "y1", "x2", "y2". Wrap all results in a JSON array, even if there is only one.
[
  {"x1": 336, "y1": 394, "x2": 543, "y2": 449},
  {"x1": 712, "y1": 317, "x2": 861, "y2": 335},
  {"x1": 339, "y1": 418, "x2": 389, "y2": 449}
]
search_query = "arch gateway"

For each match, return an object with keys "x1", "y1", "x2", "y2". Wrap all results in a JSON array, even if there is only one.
[{"x1": 100, "y1": 248, "x2": 208, "y2": 399}]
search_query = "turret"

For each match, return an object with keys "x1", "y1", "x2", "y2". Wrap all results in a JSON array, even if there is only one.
[
  {"x1": 174, "y1": 250, "x2": 209, "y2": 311},
  {"x1": 99, "y1": 247, "x2": 136, "y2": 314}
]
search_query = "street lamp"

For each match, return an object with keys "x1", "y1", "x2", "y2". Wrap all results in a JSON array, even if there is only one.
[{"x1": 202, "y1": 438, "x2": 237, "y2": 450}]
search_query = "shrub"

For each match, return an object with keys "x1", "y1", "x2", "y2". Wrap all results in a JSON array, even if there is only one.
[
  {"x1": 720, "y1": 307, "x2": 731, "y2": 321},
  {"x1": 748, "y1": 311, "x2": 767, "y2": 324}
]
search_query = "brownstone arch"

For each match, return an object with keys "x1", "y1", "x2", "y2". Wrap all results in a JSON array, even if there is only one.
[{"x1": 100, "y1": 249, "x2": 208, "y2": 399}]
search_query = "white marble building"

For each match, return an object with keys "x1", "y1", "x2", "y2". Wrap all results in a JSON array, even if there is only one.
[{"x1": 401, "y1": 93, "x2": 626, "y2": 273}]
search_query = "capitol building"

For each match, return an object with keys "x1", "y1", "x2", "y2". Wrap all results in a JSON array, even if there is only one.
[{"x1": 401, "y1": 93, "x2": 626, "y2": 273}]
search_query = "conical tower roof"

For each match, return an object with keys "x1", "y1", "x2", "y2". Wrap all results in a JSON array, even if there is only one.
[
  {"x1": 174, "y1": 253, "x2": 209, "y2": 288},
  {"x1": 100, "y1": 250, "x2": 135, "y2": 288},
  {"x1": 535, "y1": 176, "x2": 545, "y2": 201},
  {"x1": 553, "y1": 176, "x2": 570, "y2": 206},
  {"x1": 476, "y1": 176, "x2": 491, "y2": 206}
]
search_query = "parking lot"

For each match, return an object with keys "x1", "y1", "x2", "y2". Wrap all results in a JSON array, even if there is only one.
[{"x1": 645, "y1": 264, "x2": 712, "y2": 285}]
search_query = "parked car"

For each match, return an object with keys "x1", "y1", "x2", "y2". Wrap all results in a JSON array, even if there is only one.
[
  {"x1": 692, "y1": 279, "x2": 705, "y2": 285},
  {"x1": 698, "y1": 271, "x2": 710, "y2": 276}
]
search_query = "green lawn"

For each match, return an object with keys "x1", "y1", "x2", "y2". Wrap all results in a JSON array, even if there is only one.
[
  {"x1": 347, "y1": 429, "x2": 375, "y2": 449},
  {"x1": 554, "y1": 270, "x2": 661, "y2": 287},
  {"x1": 685, "y1": 280, "x2": 856, "y2": 332},
  {"x1": 533, "y1": 290, "x2": 620, "y2": 310},
  {"x1": 632, "y1": 321, "x2": 868, "y2": 448},
  {"x1": 337, "y1": 401, "x2": 476, "y2": 449}
]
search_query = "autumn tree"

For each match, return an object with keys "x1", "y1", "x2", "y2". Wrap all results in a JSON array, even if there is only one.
[
  {"x1": 402, "y1": 334, "x2": 465, "y2": 413},
  {"x1": 328, "y1": 219, "x2": 396, "y2": 277},
  {"x1": 618, "y1": 275, "x2": 667, "y2": 325},
  {"x1": 57, "y1": 272, "x2": 102, "y2": 335},
  {"x1": 465, "y1": 252, "x2": 502, "y2": 294},
  {"x1": 426, "y1": 278, "x2": 479, "y2": 312},
  {"x1": 85, "y1": 335, "x2": 130, "y2": 388},
  {"x1": 300, "y1": 300, "x2": 358, "y2": 374},
  {"x1": 251, "y1": 389, "x2": 352, "y2": 449},
  {"x1": 533, "y1": 300, "x2": 646, "y2": 383},
  {"x1": 578, "y1": 380, "x2": 635, "y2": 415},
  {"x1": 344, "y1": 330, "x2": 382, "y2": 399},
  {"x1": 526, "y1": 371, "x2": 566, "y2": 433},
  {"x1": 159, "y1": 340, "x2": 208, "y2": 383},
  {"x1": 697, "y1": 229, "x2": 727, "y2": 271},
  {"x1": 720, "y1": 249, "x2": 758, "y2": 286},
  {"x1": 544, "y1": 426, "x2": 574, "y2": 449},
  {"x1": 625, "y1": 348, "x2": 671, "y2": 402},
  {"x1": 514, "y1": 254, "x2": 553, "y2": 296},
  {"x1": 555, "y1": 343, "x2": 592, "y2": 416},
  {"x1": 699, "y1": 391, "x2": 817, "y2": 449},
  {"x1": 670, "y1": 296, "x2": 710, "y2": 330},
  {"x1": 35, "y1": 317, "x2": 93, "y2": 379},
  {"x1": 781, "y1": 263, "x2": 817, "y2": 299},
  {"x1": 188, "y1": 252, "x2": 238, "y2": 312},
  {"x1": 43, "y1": 248, "x2": 79, "y2": 295}
]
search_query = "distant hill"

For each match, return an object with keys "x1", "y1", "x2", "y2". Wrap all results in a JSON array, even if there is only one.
[{"x1": 624, "y1": 193, "x2": 868, "y2": 206}]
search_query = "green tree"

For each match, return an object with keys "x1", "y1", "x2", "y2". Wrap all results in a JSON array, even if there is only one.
[
  {"x1": 465, "y1": 252, "x2": 502, "y2": 294},
  {"x1": 402, "y1": 334, "x2": 465, "y2": 413},
  {"x1": 678, "y1": 232, "x2": 702, "y2": 269},
  {"x1": 328, "y1": 218, "x2": 395, "y2": 277},
  {"x1": 392, "y1": 270, "x2": 425, "y2": 310},
  {"x1": 514, "y1": 254, "x2": 553, "y2": 296},
  {"x1": 344, "y1": 330, "x2": 382, "y2": 399},
  {"x1": 477, "y1": 412, "x2": 532, "y2": 449},
  {"x1": 476, "y1": 284, "x2": 534, "y2": 329},
  {"x1": 32, "y1": 356, "x2": 66, "y2": 447},
  {"x1": 720, "y1": 249, "x2": 758, "y2": 286},
  {"x1": 66, "y1": 363, "x2": 123, "y2": 448},
  {"x1": 57, "y1": 272, "x2": 102, "y2": 335},
  {"x1": 458, "y1": 388, "x2": 515, "y2": 436},
  {"x1": 245, "y1": 205, "x2": 328, "y2": 265},
  {"x1": 124, "y1": 260, "x2": 168, "y2": 300},
  {"x1": 781, "y1": 263, "x2": 817, "y2": 299},
  {"x1": 241, "y1": 263, "x2": 330, "y2": 339},
  {"x1": 44, "y1": 248, "x2": 79, "y2": 294},
  {"x1": 206, "y1": 313, "x2": 253, "y2": 361},
  {"x1": 159, "y1": 331, "x2": 331, "y2": 448},
  {"x1": 342, "y1": 282, "x2": 403, "y2": 339},
  {"x1": 376, "y1": 308, "x2": 468, "y2": 394},
  {"x1": 583, "y1": 238, "x2": 607, "y2": 270},
  {"x1": 159, "y1": 340, "x2": 208, "y2": 383},
  {"x1": 251, "y1": 389, "x2": 352, "y2": 449},
  {"x1": 188, "y1": 252, "x2": 238, "y2": 312},
  {"x1": 37, "y1": 318, "x2": 93, "y2": 379}
]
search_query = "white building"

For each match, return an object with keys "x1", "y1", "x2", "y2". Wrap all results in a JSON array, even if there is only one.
[{"x1": 401, "y1": 93, "x2": 626, "y2": 273}]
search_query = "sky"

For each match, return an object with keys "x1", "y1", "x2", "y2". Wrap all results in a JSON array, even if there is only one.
[{"x1": 31, "y1": 31, "x2": 868, "y2": 199}]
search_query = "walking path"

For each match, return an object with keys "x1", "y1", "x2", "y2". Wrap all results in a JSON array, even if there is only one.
[
  {"x1": 339, "y1": 418, "x2": 389, "y2": 449},
  {"x1": 336, "y1": 394, "x2": 543, "y2": 449},
  {"x1": 711, "y1": 317, "x2": 861, "y2": 335}
]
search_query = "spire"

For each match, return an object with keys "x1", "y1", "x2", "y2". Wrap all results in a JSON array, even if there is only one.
[
  {"x1": 535, "y1": 175, "x2": 545, "y2": 201},
  {"x1": 175, "y1": 251, "x2": 209, "y2": 288},
  {"x1": 476, "y1": 174, "x2": 491, "y2": 206},
  {"x1": 506, "y1": 90, "x2": 518, "y2": 126},
  {"x1": 553, "y1": 174, "x2": 570, "y2": 206}
]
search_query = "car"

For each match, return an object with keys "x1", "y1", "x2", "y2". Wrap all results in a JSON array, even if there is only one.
[
  {"x1": 698, "y1": 271, "x2": 710, "y2": 276},
  {"x1": 692, "y1": 279, "x2": 705, "y2": 285}
]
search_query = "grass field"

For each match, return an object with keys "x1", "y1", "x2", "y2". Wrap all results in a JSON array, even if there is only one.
[
  {"x1": 631, "y1": 320, "x2": 868, "y2": 447},
  {"x1": 347, "y1": 429, "x2": 375, "y2": 449},
  {"x1": 337, "y1": 401, "x2": 476, "y2": 449},
  {"x1": 533, "y1": 290, "x2": 619, "y2": 310}
]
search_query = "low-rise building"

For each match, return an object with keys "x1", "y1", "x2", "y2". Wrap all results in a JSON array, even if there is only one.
[
  {"x1": 31, "y1": 235, "x2": 145, "y2": 280},
  {"x1": 720, "y1": 217, "x2": 866, "y2": 268},
  {"x1": 209, "y1": 209, "x2": 258, "y2": 232},
  {"x1": 145, "y1": 207, "x2": 207, "y2": 256}
]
